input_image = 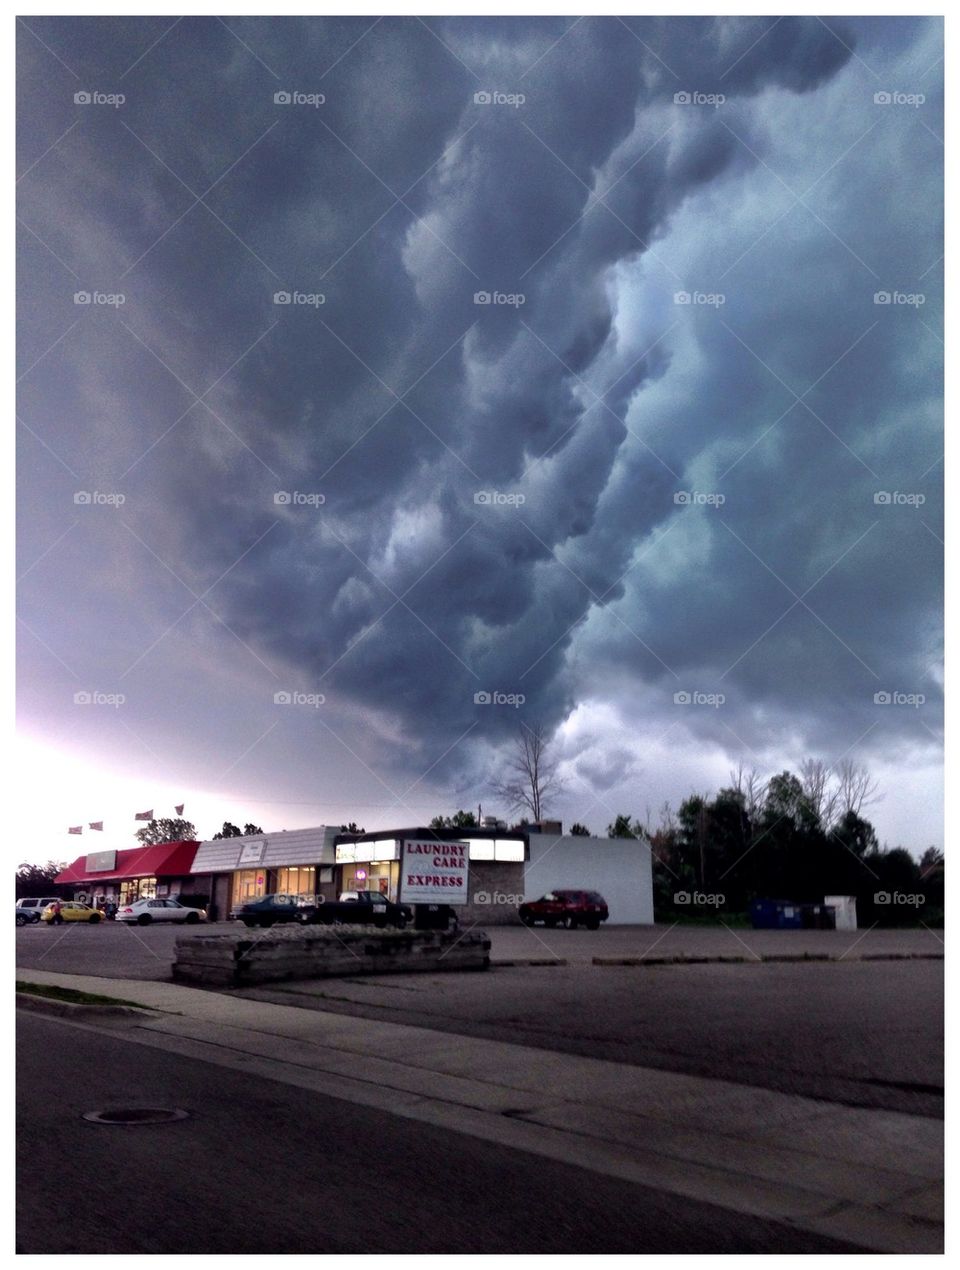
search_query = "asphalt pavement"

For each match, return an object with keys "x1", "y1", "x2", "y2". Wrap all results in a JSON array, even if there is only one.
[
  {"x1": 16, "y1": 922, "x2": 943, "y2": 1115},
  {"x1": 15, "y1": 919, "x2": 945, "y2": 980},
  {"x1": 17, "y1": 1013, "x2": 862, "y2": 1254}
]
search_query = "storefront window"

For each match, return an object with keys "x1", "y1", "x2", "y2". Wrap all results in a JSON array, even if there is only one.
[
  {"x1": 276, "y1": 866, "x2": 316, "y2": 897},
  {"x1": 119, "y1": 877, "x2": 157, "y2": 905},
  {"x1": 340, "y1": 861, "x2": 397, "y2": 900},
  {"x1": 232, "y1": 869, "x2": 268, "y2": 908}
]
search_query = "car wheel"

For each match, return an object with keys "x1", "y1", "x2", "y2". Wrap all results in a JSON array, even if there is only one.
[
  {"x1": 137, "y1": 913, "x2": 152, "y2": 926},
  {"x1": 184, "y1": 911, "x2": 200, "y2": 924},
  {"x1": 395, "y1": 915, "x2": 407, "y2": 930},
  {"x1": 564, "y1": 916, "x2": 578, "y2": 930},
  {"x1": 241, "y1": 917, "x2": 257, "y2": 928},
  {"x1": 519, "y1": 913, "x2": 533, "y2": 926},
  {"x1": 16, "y1": 914, "x2": 28, "y2": 926},
  {"x1": 89, "y1": 913, "x2": 101, "y2": 923}
]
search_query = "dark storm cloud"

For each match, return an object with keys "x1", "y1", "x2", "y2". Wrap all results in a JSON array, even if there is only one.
[{"x1": 17, "y1": 16, "x2": 941, "y2": 821}]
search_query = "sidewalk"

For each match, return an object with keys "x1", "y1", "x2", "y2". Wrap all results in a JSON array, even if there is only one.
[{"x1": 17, "y1": 967, "x2": 942, "y2": 1253}]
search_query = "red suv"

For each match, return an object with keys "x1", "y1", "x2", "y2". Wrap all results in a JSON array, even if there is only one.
[{"x1": 518, "y1": 889, "x2": 609, "y2": 930}]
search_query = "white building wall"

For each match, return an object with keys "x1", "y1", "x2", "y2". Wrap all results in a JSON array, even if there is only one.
[{"x1": 524, "y1": 834, "x2": 654, "y2": 925}]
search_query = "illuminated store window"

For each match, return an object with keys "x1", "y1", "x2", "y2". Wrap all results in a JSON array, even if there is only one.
[{"x1": 276, "y1": 866, "x2": 316, "y2": 896}]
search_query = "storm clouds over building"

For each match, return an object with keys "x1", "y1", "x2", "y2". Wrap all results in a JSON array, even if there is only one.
[{"x1": 17, "y1": 16, "x2": 942, "y2": 849}]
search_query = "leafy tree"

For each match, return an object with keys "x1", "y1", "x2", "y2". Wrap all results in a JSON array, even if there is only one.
[
  {"x1": 16, "y1": 861, "x2": 66, "y2": 898},
  {"x1": 135, "y1": 817, "x2": 196, "y2": 845},
  {"x1": 569, "y1": 822, "x2": 591, "y2": 836},
  {"x1": 340, "y1": 823, "x2": 365, "y2": 835},
  {"x1": 212, "y1": 820, "x2": 264, "y2": 839},
  {"x1": 607, "y1": 814, "x2": 639, "y2": 839},
  {"x1": 491, "y1": 722, "x2": 562, "y2": 823},
  {"x1": 429, "y1": 810, "x2": 478, "y2": 829}
]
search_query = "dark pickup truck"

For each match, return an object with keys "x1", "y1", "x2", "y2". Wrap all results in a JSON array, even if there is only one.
[{"x1": 305, "y1": 890, "x2": 412, "y2": 929}]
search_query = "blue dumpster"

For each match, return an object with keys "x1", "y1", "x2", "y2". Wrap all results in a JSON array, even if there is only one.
[{"x1": 750, "y1": 898, "x2": 804, "y2": 929}]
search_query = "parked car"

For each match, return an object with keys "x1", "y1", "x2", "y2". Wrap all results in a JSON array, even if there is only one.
[
  {"x1": 115, "y1": 898, "x2": 207, "y2": 926},
  {"x1": 16, "y1": 897, "x2": 61, "y2": 924},
  {"x1": 302, "y1": 890, "x2": 412, "y2": 929},
  {"x1": 518, "y1": 889, "x2": 609, "y2": 930},
  {"x1": 238, "y1": 893, "x2": 311, "y2": 928},
  {"x1": 40, "y1": 901, "x2": 102, "y2": 924}
]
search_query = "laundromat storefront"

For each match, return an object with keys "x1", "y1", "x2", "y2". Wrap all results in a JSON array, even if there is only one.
[
  {"x1": 334, "y1": 827, "x2": 528, "y2": 920},
  {"x1": 189, "y1": 826, "x2": 339, "y2": 920},
  {"x1": 54, "y1": 841, "x2": 200, "y2": 907}
]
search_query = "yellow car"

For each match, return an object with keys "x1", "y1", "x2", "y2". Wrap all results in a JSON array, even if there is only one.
[{"x1": 41, "y1": 901, "x2": 102, "y2": 924}]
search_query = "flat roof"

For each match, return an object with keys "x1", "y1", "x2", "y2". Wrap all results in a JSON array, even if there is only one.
[{"x1": 336, "y1": 826, "x2": 527, "y2": 844}]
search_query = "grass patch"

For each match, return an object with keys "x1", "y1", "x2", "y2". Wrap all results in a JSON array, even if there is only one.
[{"x1": 16, "y1": 980, "x2": 151, "y2": 1010}]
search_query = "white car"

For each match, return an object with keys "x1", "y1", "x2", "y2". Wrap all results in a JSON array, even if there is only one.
[{"x1": 115, "y1": 898, "x2": 206, "y2": 926}]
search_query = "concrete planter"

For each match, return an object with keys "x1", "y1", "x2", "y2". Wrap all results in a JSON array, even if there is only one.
[{"x1": 173, "y1": 924, "x2": 491, "y2": 986}]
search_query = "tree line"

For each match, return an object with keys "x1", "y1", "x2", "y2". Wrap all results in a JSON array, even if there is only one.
[{"x1": 604, "y1": 761, "x2": 943, "y2": 926}]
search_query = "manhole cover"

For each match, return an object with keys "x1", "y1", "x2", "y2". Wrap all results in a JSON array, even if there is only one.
[{"x1": 82, "y1": 1108, "x2": 189, "y2": 1125}]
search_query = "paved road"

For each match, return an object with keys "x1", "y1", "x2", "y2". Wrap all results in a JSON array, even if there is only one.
[{"x1": 17, "y1": 1013, "x2": 861, "y2": 1254}]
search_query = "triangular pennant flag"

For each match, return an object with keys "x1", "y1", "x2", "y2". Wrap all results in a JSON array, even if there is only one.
[
  {"x1": 68, "y1": 825, "x2": 83, "y2": 834},
  {"x1": 88, "y1": 821, "x2": 103, "y2": 831},
  {"x1": 134, "y1": 809, "x2": 154, "y2": 821},
  {"x1": 174, "y1": 804, "x2": 184, "y2": 816}
]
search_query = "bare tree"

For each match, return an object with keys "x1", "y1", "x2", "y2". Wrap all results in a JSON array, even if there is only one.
[
  {"x1": 799, "y1": 758, "x2": 839, "y2": 826},
  {"x1": 730, "y1": 761, "x2": 767, "y2": 820},
  {"x1": 834, "y1": 758, "x2": 880, "y2": 819},
  {"x1": 491, "y1": 722, "x2": 562, "y2": 823}
]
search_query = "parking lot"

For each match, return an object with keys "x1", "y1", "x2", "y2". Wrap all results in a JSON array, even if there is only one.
[
  {"x1": 16, "y1": 920, "x2": 942, "y2": 1116},
  {"x1": 15, "y1": 916, "x2": 943, "y2": 977}
]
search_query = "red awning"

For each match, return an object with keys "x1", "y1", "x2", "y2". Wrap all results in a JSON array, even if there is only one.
[{"x1": 55, "y1": 841, "x2": 199, "y2": 885}]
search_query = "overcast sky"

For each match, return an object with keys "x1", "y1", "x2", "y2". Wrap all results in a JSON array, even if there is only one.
[{"x1": 17, "y1": 15, "x2": 942, "y2": 857}]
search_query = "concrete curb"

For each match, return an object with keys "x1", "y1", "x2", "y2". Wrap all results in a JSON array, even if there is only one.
[
  {"x1": 16, "y1": 992, "x2": 155, "y2": 1020},
  {"x1": 592, "y1": 952, "x2": 945, "y2": 967},
  {"x1": 492, "y1": 957, "x2": 567, "y2": 967}
]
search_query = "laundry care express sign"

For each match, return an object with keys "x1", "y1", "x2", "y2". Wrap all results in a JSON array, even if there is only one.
[{"x1": 400, "y1": 839, "x2": 469, "y2": 905}]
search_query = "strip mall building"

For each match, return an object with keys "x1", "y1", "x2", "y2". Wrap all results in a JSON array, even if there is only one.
[{"x1": 56, "y1": 823, "x2": 654, "y2": 925}]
